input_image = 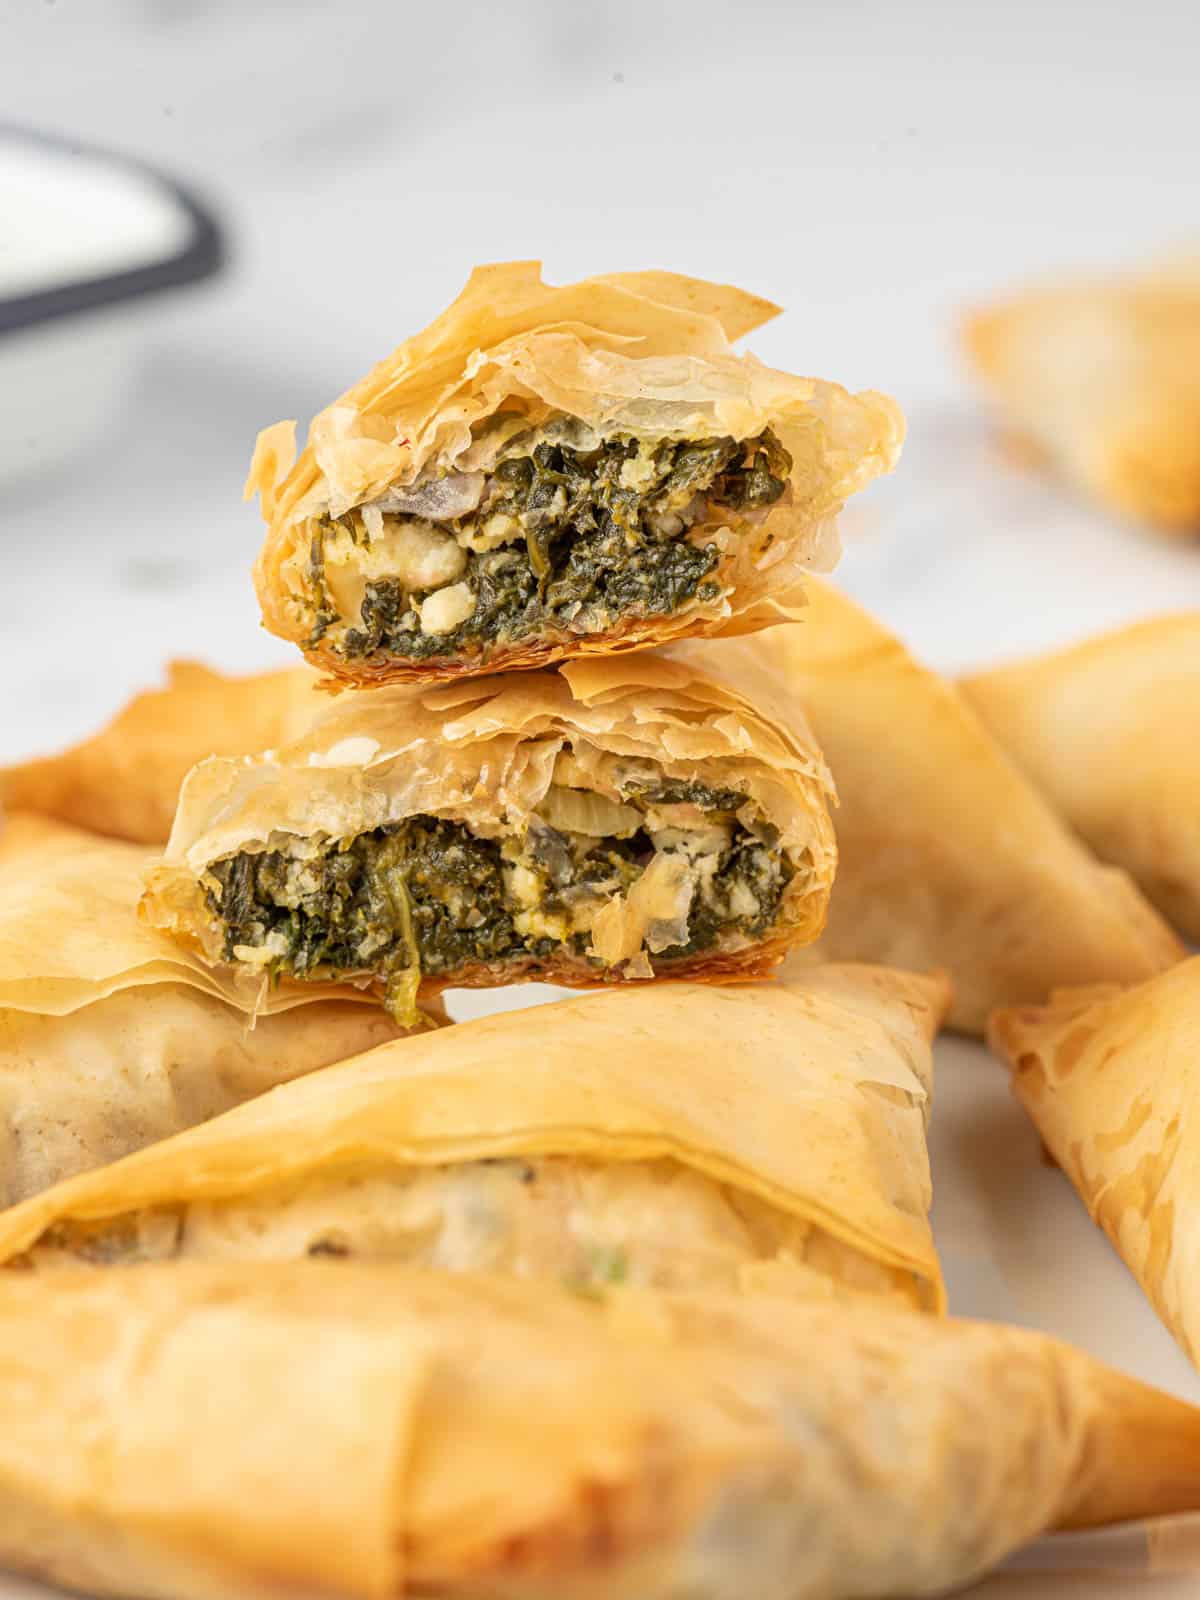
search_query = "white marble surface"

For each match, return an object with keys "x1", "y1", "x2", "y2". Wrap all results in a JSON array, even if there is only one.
[
  {"x1": 3, "y1": 0, "x2": 1200, "y2": 762},
  {"x1": 3, "y1": 3, "x2": 1200, "y2": 1595}
]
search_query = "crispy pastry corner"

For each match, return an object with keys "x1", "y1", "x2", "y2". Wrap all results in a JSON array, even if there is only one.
[{"x1": 1, "y1": 1264, "x2": 1199, "y2": 1600}]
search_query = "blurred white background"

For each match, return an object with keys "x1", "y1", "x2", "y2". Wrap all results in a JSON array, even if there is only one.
[
  {"x1": 2, "y1": 0, "x2": 1199, "y2": 761},
  {"x1": 3, "y1": 7, "x2": 1200, "y2": 1595}
]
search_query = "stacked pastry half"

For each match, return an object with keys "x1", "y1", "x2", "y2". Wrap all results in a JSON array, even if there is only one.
[{"x1": 1, "y1": 264, "x2": 1198, "y2": 1600}]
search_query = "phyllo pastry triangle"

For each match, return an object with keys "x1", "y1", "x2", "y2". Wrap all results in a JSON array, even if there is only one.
[
  {"x1": 2, "y1": 1262, "x2": 1200, "y2": 1600},
  {"x1": 249, "y1": 261, "x2": 903, "y2": 684},
  {"x1": 0, "y1": 967, "x2": 949, "y2": 1313},
  {"x1": 964, "y1": 262, "x2": 1200, "y2": 533},
  {"x1": 1, "y1": 659, "x2": 322, "y2": 845},
  {"x1": 725, "y1": 581, "x2": 1183, "y2": 1032},
  {"x1": 141, "y1": 648, "x2": 837, "y2": 1020},
  {"x1": 991, "y1": 957, "x2": 1200, "y2": 1368},
  {"x1": 0, "y1": 815, "x2": 422, "y2": 1205},
  {"x1": 963, "y1": 611, "x2": 1200, "y2": 941}
]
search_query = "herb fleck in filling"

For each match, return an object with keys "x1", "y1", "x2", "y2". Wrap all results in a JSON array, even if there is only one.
[
  {"x1": 305, "y1": 427, "x2": 791, "y2": 662},
  {"x1": 204, "y1": 783, "x2": 796, "y2": 1022}
]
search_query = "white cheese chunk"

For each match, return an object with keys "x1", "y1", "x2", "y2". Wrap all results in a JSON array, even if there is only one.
[
  {"x1": 457, "y1": 512, "x2": 524, "y2": 554},
  {"x1": 379, "y1": 519, "x2": 468, "y2": 590},
  {"x1": 322, "y1": 517, "x2": 467, "y2": 622},
  {"x1": 419, "y1": 582, "x2": 475, "y2": 635}
]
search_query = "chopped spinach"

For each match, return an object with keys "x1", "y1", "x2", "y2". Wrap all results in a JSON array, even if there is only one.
[
  {"x1": 673, "y1": 834, "x2": 796, "y2": 957},
  {"x1": 205, "y1": 782, "x2": 795, "y2": 1020},
  {"x1": 620, "y1": 777, "x2": 748, "y2": 813},
  {"x1": 304, "y1": 524, "x2": 341, "y2": 648},
  {"x1": 575, "y1": 1245, "x2": 629, "y2": 1290},
  {"x1": 311, "y1": 426, "x2": 791, "y2": 662},
  {"x1": 210, "y1": 820, "x2": 522, "y2": 991}
]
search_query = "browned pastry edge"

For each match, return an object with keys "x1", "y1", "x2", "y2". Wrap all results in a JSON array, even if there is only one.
[{"x1": 416, "y1": 932, "x2": 795, "y2": 995}]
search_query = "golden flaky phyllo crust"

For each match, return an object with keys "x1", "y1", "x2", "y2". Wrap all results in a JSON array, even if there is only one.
[
  {"x1": 962, "y1": 611, "x2": 1200, "y2": 943},
  {"x1": 743, "y1": 582, "x2": 1183, "y2": 1033},
  {"x1": 140, "y1": 645, "x2": 837, "y2": 1000},
  {"x1": 3, "y1": 1264, "x2": 1200, "y2": 1600},
  {"x1": 964, "y1": 262, "x2": 1200, "y2": 533},
  {"x1": 0, "y1": 816, "x2": 422, "y2": 1205},
  {"x1": 990, "y1": 958, "x2": 1200, "y2": 1369},
  {"x1": 0, "y1": 967, "x2": 949, "y2": 1312},
  {"x1": 248, "y1": 262, "x2": 904, "y2": 685},
  {"x1": 0, "y1": 660, "x2": 323, "y2": 845}
]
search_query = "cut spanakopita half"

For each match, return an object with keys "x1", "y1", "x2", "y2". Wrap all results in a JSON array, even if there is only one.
[
  {"x1": 140, "y1": 648, "x2": 837, "y2": 1022},
  {"x1": 745, "y1": 581, "x2": 1183, "y2": 1033},
  {"x1": 3, "y1": 1262, "x2": 1200, "y2": 1600},
  {"x1": 964, "y1": 262, "x2": 1200, "y2": 533},
  {"x1": 1, "y1": 659, "x2": 322, "y2": 845},
  {"x1": 248, "y1": 261, "x2": 904, "y2": 685},
  {"x1": 0, "y1": 967, "x2": 949, "y2": 1313},
  {"x1": 991, "y1": 957, "x2": 1200, "y2": 1368},
  {"x1": 0, "y1": 815, "x2": 421, "y2": 1206},
  {"x1": 962, "y1": 612, "x2": 1200, "y2": 942}
]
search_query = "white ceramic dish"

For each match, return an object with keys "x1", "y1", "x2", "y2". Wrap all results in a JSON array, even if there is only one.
[{"x1": 0, "y1": 127, "x2": 222, "y2": 485}]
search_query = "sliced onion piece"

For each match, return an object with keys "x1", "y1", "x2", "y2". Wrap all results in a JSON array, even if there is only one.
[
  {"x1": 537, "y1": 785, "x2": 642, "y2": 839},
  {"x1": 589, "y1": 850, "x2": 697, "y2": 965},
  {"x1": 370, "y1": 471, "x2": 486, "y2": 521}
]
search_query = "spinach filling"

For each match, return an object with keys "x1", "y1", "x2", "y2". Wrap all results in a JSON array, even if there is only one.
[
  {"x1": 307, "y1": 427, "x2": 791, "y2": 659},
  {"x1": 618, "y1": 777, "x2": 748, "y2": 812},
  {"x1": 204, "y1": 785, "x2": 795, "y2": 1020}
]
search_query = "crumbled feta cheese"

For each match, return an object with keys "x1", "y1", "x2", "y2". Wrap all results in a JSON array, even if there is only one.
[
  {"x1": 231, "y1": 931, "x2": 290, "y2": 967},
  {"x1": 386, "y1": 520, "x2": 468, "y2": 589},
  {"x1": 419, "y1": 582, "x2": 475, "y2": 635},
  {"x1": 327, "y1": 517, "x2": 467, "y2": 591},
  {"x1": 457, "y1": 512, "x2": 524, "y2": 554},
  {"x1": 504, "y1": 863, "x2": 542, "y2": 909},
  {"x1": 729, "y1": 879, "x2": 760, "y2": 919},
  {"x1": 514, "y1": 907, "x2": 570, "y2": 943},
  {"x1": 649, "y1": 822, "x2": 732, "y2": 858},
  {"x1": 619, "y1": 445, "x2": 659, "y2": 491}
]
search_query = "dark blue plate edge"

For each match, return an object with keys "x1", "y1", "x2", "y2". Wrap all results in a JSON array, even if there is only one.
[{"x1": 0, "y1": 123, "x2": 226, "y2": 339}]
